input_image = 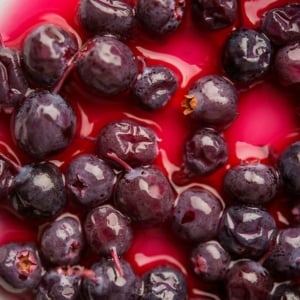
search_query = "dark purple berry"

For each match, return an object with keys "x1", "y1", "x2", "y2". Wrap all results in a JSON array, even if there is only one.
[
  {"x1": 222, "y1": 29, "x2": 272, "y2": 83},
  {"x1": 0, "y1": 46, "x2": 28, "y2": 112},
  {"x1": 76, "y1": 36, "x2": 138, "y2": 95},
  {"x1": 218, "y1": 205, "x2": 277, "y2": 259},
  {"x1": 22, "y1": 24, "x2": 78, "y2": 88},
  {"x1": 192, "y1": 0, "x2": 237, "y2": 30},
  {"x1": 172, "y1": 187, "x2": 223, "y2": 242},
  {"x1": 97, "y1": 119, "x2": 158, "y2": 167},
  {"x1": 261, "y1": 3, "x2": 300, "y2": 45},
  {"x1": 79, "y1": 0, "x2": 135, "y2": 37},
  {"x1": 182, "y1": 75, "x2": 238, "y2": 126},
  {"x1": 132, "y1": 66, "x2": 178, "y2": 111},
  {"x1": 137, "y1": 0, "x2": 186, "y2": 35},
  {"x1": 0, "y1": 243, "x2": 42, "y2": 291},
  {"x1": 271, "y1": 282, "x2": 300, "y2": 300},
  {"x1": 66, "y1": 154, "x2": 116, "y2": 207},
  {"x1": 279, "y1": 141, "x2": 300, "y2": 195},
  {"x1": 190, "y1": 240, "x2": 231, "y2": 282},
  {"x1": 10, "y1": 162, "x2": 66, "y2": 220},
  {"x1": 0, "y1": 158, "x2": 15, "y2": 201},
  {"x1": 225, "y1": 260, "x2": 273, "y2": 300},
  {"x1": 223, "y1": 163, "x2": 280, "y2": 205},
  {"x1": 141, "y1": 265, "x2": 187, "y2": 300},
  {"x1": 40, "y1": 215, "x2": 85, "y2": 266},
  {"x1": 13, "y1": 90, "x2": 76, "y2": 159},
  {"x1": 183, "y1": 128, "x2": 228, "y2": 176}
]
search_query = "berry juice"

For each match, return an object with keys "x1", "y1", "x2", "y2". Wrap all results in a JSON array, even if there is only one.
[{"x1": 0, "y1": 0, "x2": 299, "y2": 299}]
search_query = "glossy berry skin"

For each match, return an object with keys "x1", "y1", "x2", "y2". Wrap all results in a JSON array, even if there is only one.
[
  {"x1": 279, "y1": 141, "x2": 300, "y2": 195},
  {"x1": 132, "y1": 66, "x2": 178, "y2": 111},
  {"x1": 13, "y1": 90, "x2": 76, "y2": 159},
  {"x1": 0, "y1": 46, "x2": 28, "y2": 112},
  {"x1": 261, "y1": 3, "x2": 300, "y2": 45},
  {"x1": 172, "y1": 187, "x2": 223, "y2": 242},
  {"x1": 36, "y1": 266, "x2": 82, "y2": 300},
  {"x1": 40, "y1": 215, "x2": 84, "y2": 266},
  {"x1": 0, "y1": 158, "x2": 15, "y2": 201},
  {"x1": 84, "y1": 205, "x2": 133, "y2": 256},
  {"x1": 115, "y1": 165, "x2": 174, "y2": 224},
  {"x1": 79, "y1": 0, "x2": 135, "y2": 37},
  {"x1": 0, "y1": 243, "x2": 42, "y2": 290},
  {"x1": 225, "y1": 260, "x2": 273, "y2": 300},
  {"x1": 137, "y1": 0, "x2": 186, "y2": 35},
  {"x1": 264, "y1": 227, "x2": 300, "y2": 280},
  {"x1": 22, "y1": 24, "x2": 78, "y2": 88},
  {"x1": 10, "y1": 162, "x2": 66, "y2": 220},
  {"x1": 81, "y1": 258, "x2": 141, "y2": 300},
  {"x1": 141, "y1": 265, "x2": 187, "y2": 300},
  {"x1": 271, "y1": 282, "x2": 300, "y2": 300},
  {"x1": 97, "y1": 119, "x2": 158, "y2": 167},
  {"x1": 77, "y1": 36, "x2": 138, "y2": 95},
  {"x1": 192, "y1": 0, "x2": 237, "y2": 30},
  {"x1": 222, "y1": 29, "x2": 272, "y2": 84},
  {"x1": 184, "y1": 128, "x2": 228, "y2": 176},
  {"x1": 66, "y1": 154, "x2": 116, "y2": 207},
  {"x1": 223, "y1": 163, "x2": 280, "y2": 205},
  {"x1": 190, "y1": 240, "x2": 231, "y2": 282},
  {"x1": 218, "y1": 205, "x2": 277, "y2": 259},
  {"x1": 182, "y1": 75, "x2": 237, "y2": 126}
]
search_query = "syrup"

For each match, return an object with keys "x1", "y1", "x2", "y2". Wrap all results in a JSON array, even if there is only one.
[{"x1": 0, "y1": 0, "x2": 299, "y2": 299}]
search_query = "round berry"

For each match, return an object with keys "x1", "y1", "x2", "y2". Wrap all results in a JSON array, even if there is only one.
[{"x1": 271, "y1": 282, "x2": 300, "y2": 300}]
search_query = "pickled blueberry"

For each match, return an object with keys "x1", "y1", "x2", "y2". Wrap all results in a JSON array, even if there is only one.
[
  {"x1": 97, "y1": 119, "x2": 158, "y2": 167},
  {"x1": 182, "y1": 75, "x2": 238, "y2": 126},
  {"x1": 225, "y1": 260, "x2": 273, "y2": 300},
  {"x1": 0, "y1": 243, "x2": 42, "y2": 291},
  {"x1": 271, "y1": 282, "x2": 300, "y2": 300},
  {"x1": 22, "y1": 24, "x2": 78, "y2": 88},
  {"x1": 191, "y1": 0, "x2": 237, "y2": 30},
  {"x1": 0, "y1": 158, "x2": 15, "y2": 201},
  {"x1": 132, "y1": 66, "x2": 178, "y2": 111},
  {"x1": 66, "y1": 154, "x2": 116, "y2": 207},
  {"x1": 183, "y1": 128, "x2": 228, "y2": 176},
  {"x1": 13, "y1": 90, "x2": 77, "y2": 159},
  {"x1": 10, "y1": 162, "x2": 66, "y2": 220},
  {"x1": 190, "y1": 240, "x2": 231, "y2": 282},
  {"x1": 76, "y1": 36, "x2": 138, "y2": 95},
  {"x1": 218, "y1": 205, "x2": 277, "y2": 259},
  {"x1": 40, "y1": 215, "x2": 85, "y2": 266},
  {"x1": 222, "y1": 29, "x2": 272, "y2": 84},
  {"x1": 140, "y1": 265, "x2": 187, "y2": 300},
  {"x1": 223, "y1": 163, "x2": 280, "y2": 205},
  {"x1": 171, "y1": 187, "x2": 223, "y2": 242},
  {"x1": 79, "y1": 0, "x2": 135, "y2": 37}
]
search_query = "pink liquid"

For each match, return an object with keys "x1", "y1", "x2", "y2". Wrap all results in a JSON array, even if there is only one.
[{"x1": 0, "y1": 0, "x2": 299, "y2": 299}]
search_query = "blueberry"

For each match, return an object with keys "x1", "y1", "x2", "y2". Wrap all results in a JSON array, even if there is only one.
[
  {"x1": 271, "y1": 282, "x2": 300, "y2": 300},
  {"x1": 10, "y1": 162, "x2": 66, "y2": 220},
  {"x1": 225, "y1": 260, "x2": 273, "y2": 300},
  {"x1": 261, "y1": 3, "x2": 300, "y2": 45},
  {"x1": 223, "y1": 163, "x2": 280, "y2": 205},
  {"x1": 132, "y1": 66, "x2": 178, "y2": 111},
  {"x1": 192, "y1": 0, "x2": 237, "y2": 30},
  {"x1": 183, "y1": 128, "x2": 228, "y2": 176},
  {"x1": 22, "y1": 24, "x2": 78, "y2": 88},
  {"x1": 218, "y1": 205, "x2": 277, "y2": 259},
  {"x1": 79, "y1": 0, "x2": 135, "y2": 37},
  {"x1": 0, "y1": 158, "x2": 15, "y2": 201},
  {"x1": 182, "y1": 75, "x2": 238, "y2": 126},
  {"x1": 66, "y1": 154, "x2": 116, "y2": 207},
  {"x1": 190, "y1": 240, "x2": 231, "y2": 282},
  {"x1": 222, "y1": 29, "x2": 272, "y2": 83},
  {"x1": 279, "y1": 141, "x2": 300, "y2": 195},
  {"x1": 13, "y1": 90, "x2": 77, "y2": 159},
  {"x1": 141, "y1": 265, "x2": 187, "y2": 300},
  {"x1": 0, "y1": 243, "x2": 42, "y2": 291},
  {"x1": 137, "y1": 0, "x2": 186, "y2": 35},
  {"x1": 40, "y1": 215, "x2": 85, "y2": 266},
  {"x1": 0, "y1": 46, "x2": 28, "y2": 112},
  {"x1": 97, "y1": 119, "x2": 158, "y2": 167},
  {"x1": 171, "y1": 187, "x2": 223, "y2": 242},
  {"x1": 76, "y1": 36, "x2": 138, "y2": 95}
]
